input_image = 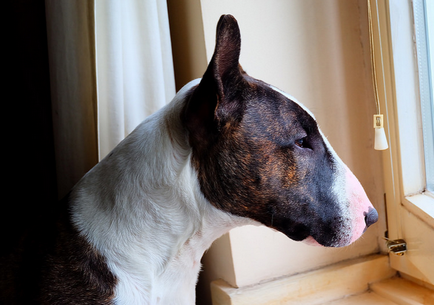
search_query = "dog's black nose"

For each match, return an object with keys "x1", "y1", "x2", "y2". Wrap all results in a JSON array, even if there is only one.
[{"x1": 364, "y1": 207, "x2": 378, "y2": 228}]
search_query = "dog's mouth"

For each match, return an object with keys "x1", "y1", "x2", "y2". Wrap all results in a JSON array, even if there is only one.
[
  {"x1": 301, "y1": 235, "x2": 349, "y2": 247},
  {"x1": 302, "y1": 229, "x2": 352, "y2": 248},
  {"x1": 278, "y1": 222, "x2": 350, "y2": 247},
  {"x1": 302, "y1": 236, "x2": 323, "y2": 247}
]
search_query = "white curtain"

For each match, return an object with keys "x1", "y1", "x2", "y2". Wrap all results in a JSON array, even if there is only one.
[
  {"x1": 95, "y1": 0, "x2": 176, "y2": 160},
  {"x1": 45, "y1": 0, "x2": 176, "y2": 197}
]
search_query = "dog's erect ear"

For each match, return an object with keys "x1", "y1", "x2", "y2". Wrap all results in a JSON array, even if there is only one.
[
  {"x1": 183, "y1": 14, "x2": 245, "y2": 147},
  {"x1": 209, "y1": 14, "x2": 242, "y2": 100}
]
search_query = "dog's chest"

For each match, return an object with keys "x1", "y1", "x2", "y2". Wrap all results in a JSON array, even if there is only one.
[
  {"x1": 115, "y1": 263, "x2": 199, "y2": 305},
  {"x1": 112, "y1": 230, "x2": 215, "y2": 305},
  {"x1": 155, "y1": 246, "x2": 202, "y2": 303}
]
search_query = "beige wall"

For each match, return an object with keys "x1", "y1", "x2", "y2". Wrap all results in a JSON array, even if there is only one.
[{"x1": 169, "y1": 1, "x2": 387, "y2": 304}]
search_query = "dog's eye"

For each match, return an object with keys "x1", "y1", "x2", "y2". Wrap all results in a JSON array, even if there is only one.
[{"x1": 295, "y1": 137, "x2": 307, "y2": 148}]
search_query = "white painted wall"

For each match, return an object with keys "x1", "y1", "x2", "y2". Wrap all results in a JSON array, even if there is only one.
[{"x1": 168, "y1": 1, "x2": 387, "y2": 304}]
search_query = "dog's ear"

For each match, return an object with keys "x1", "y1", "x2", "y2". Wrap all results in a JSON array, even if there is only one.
[
  {"x1": 183, "y1": 14, "x2": 245, "y2": 147},
  {"x1": 208, "y1": 14, "x2": 242, "y2": 100}
]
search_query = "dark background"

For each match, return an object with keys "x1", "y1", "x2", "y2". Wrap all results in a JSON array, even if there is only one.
[{"x1": 3, "y1": 0, "x2": 58, "y2": 252}]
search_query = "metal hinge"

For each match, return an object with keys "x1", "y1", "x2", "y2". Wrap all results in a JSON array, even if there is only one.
[{"x1": 384, "y1": 238, "x2": 407, "y2": 256}]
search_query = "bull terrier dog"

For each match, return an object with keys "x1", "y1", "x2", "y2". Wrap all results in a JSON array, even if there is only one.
[{"x1": 1, "y1": 14, "x2": 378, "y2": 305}]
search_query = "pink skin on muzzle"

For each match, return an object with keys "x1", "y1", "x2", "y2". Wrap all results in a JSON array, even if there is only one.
[{"x1": 345, "y1": 166, "x2": 376, "y2": 244}]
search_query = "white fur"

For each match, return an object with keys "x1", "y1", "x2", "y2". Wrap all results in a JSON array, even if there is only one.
[{"x1": 71, "y1": 79, "x2": 257, "y2": 304}]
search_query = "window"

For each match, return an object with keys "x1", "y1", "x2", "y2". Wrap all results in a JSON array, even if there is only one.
[
  {"x1": 371, "y1": 0, "x2": 434, "y2": 286},
  {"x1": 414, "y1": 0, "x2": 434, "y2": 193}
]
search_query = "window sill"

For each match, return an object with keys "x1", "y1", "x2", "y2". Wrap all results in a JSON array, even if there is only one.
[
  {"x1": 210, "y1": 255, "x2": 396, "y2": 304},
  {"x1": 210, "y1": 254, "x2": 434, "y2": 304},
  {"x1": 402, "y1": 192, "x2": 434, "y2": 229}
]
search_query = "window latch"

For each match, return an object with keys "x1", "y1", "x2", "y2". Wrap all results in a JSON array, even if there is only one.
[{"x1": 384, "y1": 238, "x2": 407, "y2": 256}]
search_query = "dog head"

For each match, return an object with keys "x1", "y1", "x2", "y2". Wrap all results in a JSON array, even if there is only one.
[{"x1": 182, "y1": 15, "x2": 377, "y2": 247}]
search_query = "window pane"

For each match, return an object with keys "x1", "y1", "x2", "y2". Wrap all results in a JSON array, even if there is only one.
[{"x1": 414, "y1": 0, "x2": 434, "y2": 192}]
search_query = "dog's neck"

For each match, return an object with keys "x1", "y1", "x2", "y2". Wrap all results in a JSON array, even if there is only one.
[{"x1": 70, "y1": 80, "x2": 253, "y2": 304}]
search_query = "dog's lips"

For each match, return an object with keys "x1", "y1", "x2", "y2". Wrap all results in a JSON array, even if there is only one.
[{"x1": 302, "y1": 236, "x2": 323, "y2": 247}]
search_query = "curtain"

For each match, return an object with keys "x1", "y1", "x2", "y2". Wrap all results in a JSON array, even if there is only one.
[
  {"x1": 45, "y1": 0, "x2": 176, "y2": 198},
  {"x1": 46, "y1": 0, "x2": 99, "y2": 198},
  {"x1": 95, "y1": 0, "x2": 176, "y2": 160}
]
